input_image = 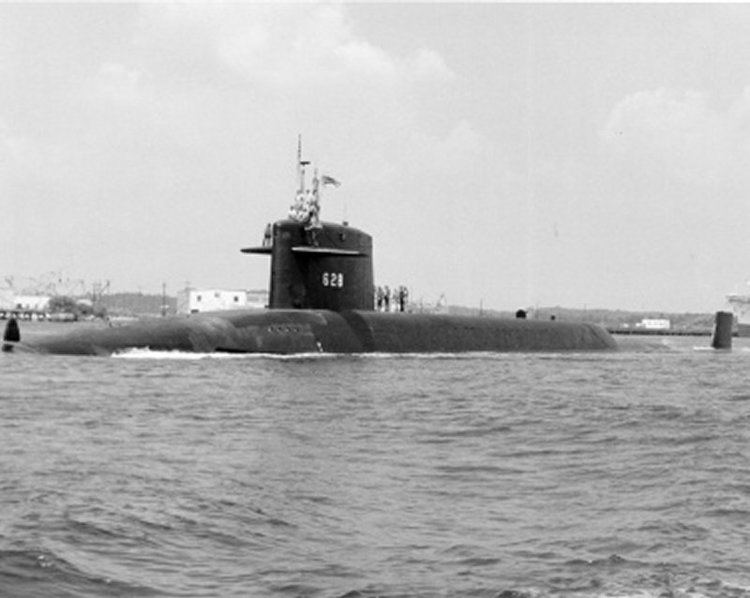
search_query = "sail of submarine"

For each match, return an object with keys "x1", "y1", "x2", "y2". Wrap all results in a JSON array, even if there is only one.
[{"x1": 2, "y1": 144, "x2": 616, "y2": 355}]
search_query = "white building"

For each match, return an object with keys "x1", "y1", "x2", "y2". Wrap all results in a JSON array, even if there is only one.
[
  {"x1": 177, "y1": 288, "x2": 268, "y2": 314},
  {"x1": 13, "y1": 295, "x2": 51, "y2": 312},
  {"x1": 245, "y1": 290, "x2": 268, "y2": 310},
  {"x1": 635, "y1": 318, "x2": 670, "y2": 330}
]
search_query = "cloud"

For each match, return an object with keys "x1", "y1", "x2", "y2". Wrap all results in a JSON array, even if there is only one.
[
  {"x1": 83, "y1": 63, "x2": 143, "y2": 106},
  {"x1": 0, "y1": 120, "x2": 62, "y2": 184},
  {"x1": 601, "y1": 87, "x2": 750, "y2": 188},
  {"x1": 408, "y1": 48, "x2": 453, "y2": 82},
  {"x1": 122, "y1": 4, "x2": 459, "y2": 164},
  {"x1": 391, "y1": 119, "x2": 500, "y2": 188},
  {"x1": 139, "y1": 4, "x2": 453, "y2": 93},
  {"x1": 0, "y1": 120, "x2": 19, "y2": 162}
]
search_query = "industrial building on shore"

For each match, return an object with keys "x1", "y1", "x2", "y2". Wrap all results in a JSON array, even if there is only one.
[
  {"x1": 176, "y1": 288, "x2": 268, "y2": 314},
  {"x1": 1, "y1": 280, "x2": 269, "y2": 320}
]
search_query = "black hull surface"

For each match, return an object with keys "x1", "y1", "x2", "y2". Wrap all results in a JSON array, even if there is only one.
[{"x1": 4, "y1": 310, "x2": 616, "y2": 355}]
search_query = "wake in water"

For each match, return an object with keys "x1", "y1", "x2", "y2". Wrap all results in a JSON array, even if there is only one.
[
  {"x1": 111, "y1": 347, "x2": 340, "y2": 361},
  {"x1": 112, "y1": 349, "x2": 628, "y2": 361},
  {"x1": 111, "y1": 339, "x2": 725, "y2": 360}
]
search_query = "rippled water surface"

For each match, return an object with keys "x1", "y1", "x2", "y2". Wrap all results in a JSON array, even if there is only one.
[{"x1": 2, "y1": 337, "x2": 750, "y2": 597}]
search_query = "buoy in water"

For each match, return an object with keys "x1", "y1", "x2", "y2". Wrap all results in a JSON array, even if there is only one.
[
  {"x1": 2, "y1": 317, "x2": 19, "y2": 352},
  {"x1": 710, "y1": 311, "x2": 734, "y2": 350}
]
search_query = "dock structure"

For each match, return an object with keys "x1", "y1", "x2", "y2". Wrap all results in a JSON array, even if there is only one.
[
  {"x1": 607, "y1": 327, "x2": 718, "y2": 337},
  {"x1": 0, "y1": 308, "x2": 48, "y2": 321}
]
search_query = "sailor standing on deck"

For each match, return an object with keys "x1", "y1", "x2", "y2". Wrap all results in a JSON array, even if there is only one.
[{"x1": 398, "y1": 286, "x2": 409, "y2": 312}]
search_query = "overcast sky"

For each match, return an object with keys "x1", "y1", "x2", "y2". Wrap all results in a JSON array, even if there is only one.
[{"x1": 3, "y1": 3, "x2": 750, "y2": 312}]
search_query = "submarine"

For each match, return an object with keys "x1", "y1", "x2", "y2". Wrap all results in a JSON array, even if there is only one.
[{"x1": 2, "y1": 148, "x2": 616, "y2": 356}]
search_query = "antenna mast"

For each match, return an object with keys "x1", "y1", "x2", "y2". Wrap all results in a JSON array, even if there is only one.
[{"x1": 297, "y1": 135, "x2": 310, "y2": 193}]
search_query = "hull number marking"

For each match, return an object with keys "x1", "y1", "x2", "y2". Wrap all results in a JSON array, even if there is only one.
[{"x1": 322, "y1": 272, "x2": 344, "y2": 288}]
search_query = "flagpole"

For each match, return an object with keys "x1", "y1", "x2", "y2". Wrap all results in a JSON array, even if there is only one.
[{"x1": 297, "y1": 135, "x2": 303, "y2": 193}]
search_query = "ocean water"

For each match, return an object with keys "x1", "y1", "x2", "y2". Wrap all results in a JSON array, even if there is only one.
[{"x1": 2, "y1": 337, "x2": 750, "y2": 598}]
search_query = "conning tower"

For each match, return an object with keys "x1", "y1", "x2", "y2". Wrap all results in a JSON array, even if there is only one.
[
  {"x1": 242, "y1": 139, "x2": 374, "y2": 311},
  {"x1": 243, "y1": 220, "x2": 373, "y2": 311}
]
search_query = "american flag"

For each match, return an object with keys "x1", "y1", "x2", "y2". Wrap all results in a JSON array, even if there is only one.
[{"x1": 321, "y1": 175, "x2": 341, "y2": 187}]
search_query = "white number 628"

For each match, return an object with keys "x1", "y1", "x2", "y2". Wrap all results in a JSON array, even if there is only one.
[{"x1": 322, "y1": 272, "x2": 344, "y2": 288}]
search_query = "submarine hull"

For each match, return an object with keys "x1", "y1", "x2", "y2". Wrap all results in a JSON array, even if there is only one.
[
  {"x1": 4, "y1": 310, "x2": 616, "y2": 355},
  {"x1": 345, "y1": 311, "x2": 616, "y2": 353}
]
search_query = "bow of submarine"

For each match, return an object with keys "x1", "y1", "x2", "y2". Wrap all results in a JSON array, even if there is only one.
[{"x1": 2, "y1": 310, "x2": 368, "y2": 355}]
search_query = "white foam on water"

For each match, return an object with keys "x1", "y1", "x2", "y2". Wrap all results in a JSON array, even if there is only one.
[
  {"x1": 111, "y1": 348, "x2": 341, "y2": 360},
  {"x1": 110, "y1": 344, "x2": 744, "y2": 361},
  {"x1": 111, "y1": 349, "x2": 538, "y2": 361}
]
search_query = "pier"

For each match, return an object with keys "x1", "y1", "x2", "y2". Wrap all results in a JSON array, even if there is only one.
[{"x1": 607, "y1": 327, "x2": 716, "y2": 337}]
